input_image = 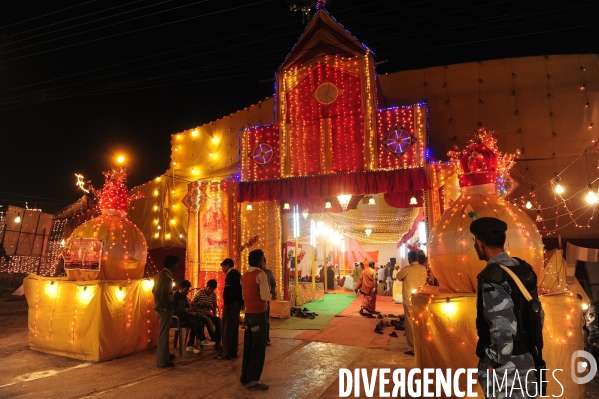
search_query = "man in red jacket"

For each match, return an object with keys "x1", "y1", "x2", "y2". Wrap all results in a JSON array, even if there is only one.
[{"x1": 240, "y1": 249, "x2": 271, "y2": 390}]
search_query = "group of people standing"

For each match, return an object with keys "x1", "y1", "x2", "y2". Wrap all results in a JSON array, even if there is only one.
[
  {"x1": 152, "y1": 215, "x2": 544, "y2": 398},
  {"x1": 152, "y1": 249, "x2": 274, "y2": 391}
]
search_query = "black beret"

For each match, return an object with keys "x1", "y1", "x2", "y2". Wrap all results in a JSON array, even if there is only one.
[{"x1": 470, "y1": 217, "x2": 508, "y2": 235}]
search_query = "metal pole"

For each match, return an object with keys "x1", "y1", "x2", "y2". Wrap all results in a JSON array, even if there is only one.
[
  {"x1": 294, "y1": 206, "x2": 299, "y2": 306},
  {"x1": 323, "y1": 240, "x2": 327, "y2": 292},
  {"x1": 341, "y1": 236, "x2": 345, "y2": 281},
  {"x1": 311, "y1": 220, "x2": 315, "y2": 293},
  {"x1": 36, "y1": 227, "x2": 46, "y2": 276}
]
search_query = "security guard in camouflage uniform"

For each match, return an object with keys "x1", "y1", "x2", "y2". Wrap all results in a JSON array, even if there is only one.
[
  {"x1": 471, "y1": 217, "x2": 542, "y2": 399},
  {"x1": 584, "y1": 301, "x2": 599, "y2": 365}
]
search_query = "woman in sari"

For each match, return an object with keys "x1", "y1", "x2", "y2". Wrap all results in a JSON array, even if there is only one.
[{"x1": 355, "y1": 261, "x2": 378, "y2": 315}]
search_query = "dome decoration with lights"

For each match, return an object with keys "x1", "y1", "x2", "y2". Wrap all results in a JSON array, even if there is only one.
[
  {"x1": 64, "y1": 168, "x2": 147, "y2": 281},
  {"x1": 428, "y1": 128, "x2": 542, "y2": 292}
]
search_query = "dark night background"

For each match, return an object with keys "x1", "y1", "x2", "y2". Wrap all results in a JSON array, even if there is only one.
[{"x1": 1, "y1": 0, "x2": 598, "y2": 214}]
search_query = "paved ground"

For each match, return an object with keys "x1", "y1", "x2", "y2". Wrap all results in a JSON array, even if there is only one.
[{"x1": 1, "y1": 277, "x2": 599, "y2": 398}]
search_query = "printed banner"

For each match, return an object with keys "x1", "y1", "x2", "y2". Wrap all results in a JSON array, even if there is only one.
[
  {"x1": 199, "y1": 182, "x2": 230, "y2": 272},
  {"x1": 63, "y1": 238, "x2": 103, "y2": 270}
]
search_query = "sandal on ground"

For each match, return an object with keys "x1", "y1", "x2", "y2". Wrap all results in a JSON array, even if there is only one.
[
  {"x1": 247, "y1": 382, "x2": 269, "y2": 390},
  {"x1": 389, "y1": 332, "x2": 398, "y2": 337}
]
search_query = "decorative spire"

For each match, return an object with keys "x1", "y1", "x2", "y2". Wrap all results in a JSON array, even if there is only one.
[
  {"x1": 94, "y1": 168, "x2": 143, "y2": 215},
  {"x1": 447, "y1": 128, "x2": 520, "y2": 196},
  {"x1": 316, "y1": 0, "x2": 327, "y2": 10}
]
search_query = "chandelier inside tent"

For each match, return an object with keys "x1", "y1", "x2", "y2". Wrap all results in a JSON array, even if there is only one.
[{"x1": 337, "y1": 194, "x2": 352, "y2": 212}]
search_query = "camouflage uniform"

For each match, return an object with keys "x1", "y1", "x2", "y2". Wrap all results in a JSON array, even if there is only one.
[
  {"x1": 584, "y1": 301, "x2": 599, "y2": 363},
  {"x1": 584, "y1": 301, "x2": 599, "y2": 347},
  {"x1": 476, "y1": 252, "x2": 542, "y2": 399}
]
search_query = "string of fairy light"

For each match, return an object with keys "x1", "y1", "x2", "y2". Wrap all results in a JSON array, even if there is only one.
[{"x1": 509, "y1": 141, "x2": 599, "y2": 235}]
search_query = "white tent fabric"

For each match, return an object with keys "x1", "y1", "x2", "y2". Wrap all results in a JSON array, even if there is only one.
[{"x1": 566, "y1": 242, "x2": 599, "y2": 278}]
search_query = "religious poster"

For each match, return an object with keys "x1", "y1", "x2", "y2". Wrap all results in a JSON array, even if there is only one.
[
  {"x1": 63, "y1": 238, "x2": 103, "y2": 270},
  {"x1": 199, "y1": 182, "x2": 229, "y2": 272}
]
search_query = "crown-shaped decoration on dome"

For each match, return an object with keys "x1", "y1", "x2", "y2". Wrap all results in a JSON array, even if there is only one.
[
  {"x1": 94, "y1": 168, "x2": 143, "y2": 215},
  {"x1": 448, "y1": 128, "x2": 520, "y2": 196}
]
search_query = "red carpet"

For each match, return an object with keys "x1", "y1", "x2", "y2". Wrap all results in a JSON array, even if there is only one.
[
  {"x1": 295, "y1": 316, "x2": 393, "y2": 348},
  {"x1": 294, "y1": 296, "x2": 405, "y2": 349}
]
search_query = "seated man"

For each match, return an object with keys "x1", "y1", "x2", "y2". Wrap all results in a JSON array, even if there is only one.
[
  {"x1": 173, "y1": 280, "x2": 206, "y2": 353},
  {"x1": 191, "y1": 279, "x2": 222, "y2": 350}
]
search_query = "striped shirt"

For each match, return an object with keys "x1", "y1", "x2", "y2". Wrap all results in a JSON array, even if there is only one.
[{"x1": 191, "y1": 289, "x2": 216, "y2": 315}]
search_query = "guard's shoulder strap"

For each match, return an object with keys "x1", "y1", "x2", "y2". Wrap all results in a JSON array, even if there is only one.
[{"x1": 499, "y1": 265, "x2": 532, "y2": 301}]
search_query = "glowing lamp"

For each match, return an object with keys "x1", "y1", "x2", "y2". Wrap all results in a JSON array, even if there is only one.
[
  {"x1": 165, "y1": 233, "x2": 171, "y2": 240},
  {"x1": 368, "y1": 197, "x2": 376, "y2": 205},
  {"x1": 325, "y1": 201, "x2": 332, "y2": 209},
  {"x1": 583, "y1": 303, "x2": 589, "y2": 311},
  {"x1": 117, "y1": 156, "x2": 125, "y2": 164},
  {"x1": 411, "y1": 289, "x2": 417, "y2": 294},
  {"x1": 153, "y1": 190, "x2": 159, "y2": 196},
  {"x1": 586, "y1": 185, "x2": 598, "y2": 204},
  {"x1": 115, "y1": 287, "x2": 126, "y2": 301},
  {"x1": 155, "y1": 176, "x2": 161, "y2": 182},
  {"x1": 153, "y1": 218, "x2": 158, "y2": 225},
  {"x1": 157, "y1": 225, "x2": 161, "y2": 230},
  {"x1": 302, "y1": 210, "x2": 309, "y2": 220},
  {"x1": 525, "y1": 201, "x2": 533, "y2": 209},
  {"x1": 283, "y1": 202, "x2": 290, "y2": 210},
  {"x1": 555, "y1": 184, "x2": 564, "y2": 195},
  {"x1": 246, "y1": 204, "x2": 253, "y2": 211},
  {"x1": 179, "y1": 234, "x2": 183, "y2": 238},
  {"x1": 337, "y1": 194, "x2": 352, "y2": 212},
  {"x1": 192, "y1": 130, "x2": 198, "y2": 137},
  {"x1": 46, "y1": 281, "x2": 58, "y2": 298},
  {"x1": 154, "y1": 232, "x2": 159, "y2": 238},
  {"x1": 441, "y1": 298, "x2": 458, "y2": 317},
  {"x1": 365, "y1": 228, "x2": 372, "y2": 237},
  {"x1": 78, "y1": 286, "x2": 92, "y2": 304},
  {"x1": 15, "y1": 214, "x2": 21, "y2": 223},
  {"x1": 142, "y1": 279, "x2": 154, "y2": 291},
  {"x1": 153, "y1": 205, "x2": 158, "y2": 211},
  {"x1": 410, "y1": 196, "x2": 418, "y2": 205}
]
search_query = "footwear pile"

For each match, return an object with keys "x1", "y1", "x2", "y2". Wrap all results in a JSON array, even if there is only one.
[
  {"x1": 290, "y1": 307, "x2": 318, "y2": 319},
  {"x1": 371, "y1": 316, "x2": 405, "y2": 335}
]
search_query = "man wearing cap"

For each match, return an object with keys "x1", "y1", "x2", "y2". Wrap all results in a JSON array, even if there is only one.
[{"x1": 471, "y1": 217, "x2": 542, "y2": 398}]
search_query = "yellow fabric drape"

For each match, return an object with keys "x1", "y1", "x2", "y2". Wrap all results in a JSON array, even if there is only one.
[
  {"x1": 24, "y1": 274, "x2": 159, "y2": 362},
  {"x1": 239, "y1": 201, "x2": 283, "y2": 299},
  {"x1": 413, "y1": 287, "x2": 584, "y2": 398}
]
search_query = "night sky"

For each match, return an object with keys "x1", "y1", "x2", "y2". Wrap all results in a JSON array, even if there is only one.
[{"x1": 1, "y1": 0, "x2": 598, "y2": 214}]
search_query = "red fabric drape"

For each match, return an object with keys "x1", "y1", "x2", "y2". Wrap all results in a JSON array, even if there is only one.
[
  {"x1": 238, "y1": 168, "x2": 430, "y2": 202},
  {"x1": 397, "y1": 208, "x2": 424, "y2": 247},
  {"x1": 383, "y1": 191, "x2": 424, "y2": 208}
]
